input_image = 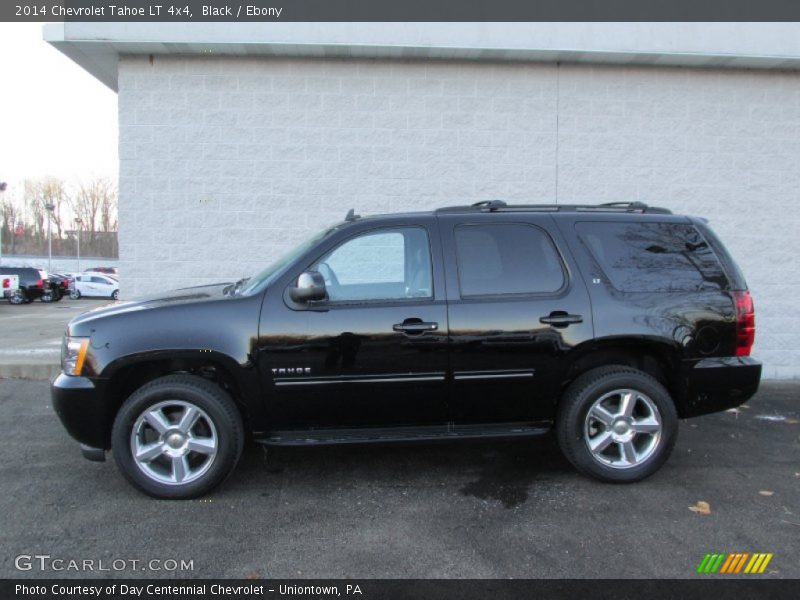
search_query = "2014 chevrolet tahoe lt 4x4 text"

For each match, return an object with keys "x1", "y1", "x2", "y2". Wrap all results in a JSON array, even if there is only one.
[{"x1": 51, "y1": 201, "x2": 761, "y2": 498}]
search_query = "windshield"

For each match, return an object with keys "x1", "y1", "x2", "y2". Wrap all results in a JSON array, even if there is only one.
[{"x1": 239, "y1": 227, "x2": 336, "y2": 295}]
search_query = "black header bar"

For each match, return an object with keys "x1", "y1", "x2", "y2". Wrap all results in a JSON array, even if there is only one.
[
  {"x1": 4, "y1": 0, "x2": 800, "y2": 22},
  {"x1": 3, "y1": 579, "x2": 800, "y2": 600}
]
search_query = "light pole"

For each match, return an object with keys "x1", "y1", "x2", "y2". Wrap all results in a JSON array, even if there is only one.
[
  {"x1": 74, "y1": 217, "x2": 82, "y2": 272},
  {"x1": 45, "y1": 202, "x2": 55, "y2": 273},
  {"x1": 0, "y1": 181, "x2": 7, "y2": 266}
]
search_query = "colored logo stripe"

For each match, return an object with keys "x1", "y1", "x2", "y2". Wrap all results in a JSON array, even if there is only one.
[{"x1": 697, "y1": 553, "x2": 773, "y2": 574}]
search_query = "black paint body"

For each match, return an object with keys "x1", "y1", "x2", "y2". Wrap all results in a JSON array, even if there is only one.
[{"x1": 51, "y1": 208, "x2": 762, "y2": 451}]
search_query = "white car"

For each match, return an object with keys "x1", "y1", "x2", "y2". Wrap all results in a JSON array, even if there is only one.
[{"x1": 70, "y1": 273, "x2": 119, "y2": 300}]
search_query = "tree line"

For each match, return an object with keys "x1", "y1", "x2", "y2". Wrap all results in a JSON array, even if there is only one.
[{"x1": 0, "y1": 177, "x2": 118, "y2": 258}]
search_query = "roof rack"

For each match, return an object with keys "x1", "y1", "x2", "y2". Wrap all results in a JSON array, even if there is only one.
[{"x1": 435, "y1": 200, "x2": 672, "y2": 215}]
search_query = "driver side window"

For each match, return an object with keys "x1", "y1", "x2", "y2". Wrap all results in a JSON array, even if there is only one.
[{"x1": 313, "y1": 227, "x2": 432, "y2": 302}]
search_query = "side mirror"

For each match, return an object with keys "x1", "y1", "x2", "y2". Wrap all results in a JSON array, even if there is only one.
[{"x1": 290, "y1": 271, "x2": 327, "y2": 303}]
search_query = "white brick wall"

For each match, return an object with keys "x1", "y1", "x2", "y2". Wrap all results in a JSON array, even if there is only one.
[{"x1": 118, "y1": 56, "x2": 800, "y2": 378}]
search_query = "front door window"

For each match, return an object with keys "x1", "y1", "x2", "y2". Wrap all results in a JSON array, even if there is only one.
[{"x1": 312, "y1": 227, "x2": 432, "y2": 302}]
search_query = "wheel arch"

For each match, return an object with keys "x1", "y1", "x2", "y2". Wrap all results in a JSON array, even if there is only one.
[
  {"x1": 562, "y1": 337, "x2": 690, "y2": 417},
  {"x1": 99, "y1": 351, "x2": 255, "y2": 447}
]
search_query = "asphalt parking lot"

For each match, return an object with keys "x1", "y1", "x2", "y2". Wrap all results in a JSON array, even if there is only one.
[{"x1": 0, "y1": 379, "x2": 797, "y2": 579}]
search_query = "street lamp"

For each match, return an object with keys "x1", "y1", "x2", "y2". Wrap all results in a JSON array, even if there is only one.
[
  {"x1": 74, "y1": 218, "x2": 83, "y2": 272},
  {"x1": 0, "y1": 181, "x2": 7, "y2": 266},
  {"x1": 45, "y1": 203, "x2": 55, "y2": 272}
]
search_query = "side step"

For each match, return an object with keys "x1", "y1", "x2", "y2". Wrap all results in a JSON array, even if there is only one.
[{"x1": 255, "y1": 422, "x2": 551, "y2": 446}]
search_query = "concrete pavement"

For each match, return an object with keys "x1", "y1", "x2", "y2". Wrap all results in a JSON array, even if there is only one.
[{"x1": 0, "y1": 299, "x2": 109, "y2": 378}]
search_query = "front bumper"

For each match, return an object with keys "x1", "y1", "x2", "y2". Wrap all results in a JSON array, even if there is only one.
[
  {"x1": 681, "y1": 356, "x2": 762, "y2": 418},
  {"x1": 51, "y1": 372, "x2": 112, "y2": 453}
]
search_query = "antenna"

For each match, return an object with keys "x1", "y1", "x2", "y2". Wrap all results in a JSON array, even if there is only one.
[{"x1": 345, "y1": 208, "x2": 360, "y2": 222}]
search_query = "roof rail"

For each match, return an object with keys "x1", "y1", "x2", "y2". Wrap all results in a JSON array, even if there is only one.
[
  {"x1": 435, "y1": 200, "x2": 672, "y2": 215},
  {"x1": 471, "y1": 199, "x2": 507, "y2": 210}
]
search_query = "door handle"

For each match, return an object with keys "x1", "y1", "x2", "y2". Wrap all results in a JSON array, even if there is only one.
[
  {"x1": 539, "y1": 312, "x2": 583, "y2": 328},
  {"x1": 393, "y1": 319, "x2": 438, "y2": 334}
]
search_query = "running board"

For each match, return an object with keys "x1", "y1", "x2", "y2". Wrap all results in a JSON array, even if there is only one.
[{"x1": 255, "y1": 422, "x2": 551, "y2": 446}]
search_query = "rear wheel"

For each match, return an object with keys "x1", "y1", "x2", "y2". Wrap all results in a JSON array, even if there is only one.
[
  {"x1": 41, "y1": 291, "x2": 54, "y2": 302},
  {"x1": 111, "y1": 374, "x2": 244, "y2": 499},
  {"x1": 556, "y1": 366, "x2": 678, "y2": 483},
  {"x1": 112, "y1": 289, "x2": 119, "y2": 300}
]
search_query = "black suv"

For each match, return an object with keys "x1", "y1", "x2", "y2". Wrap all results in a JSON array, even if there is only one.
[
  {"x1": 1, "y1": 267, "x2": 51, "y2": 304},
  {"x1": 51, "y1": 202, "x2": 761, "y2": 498}
]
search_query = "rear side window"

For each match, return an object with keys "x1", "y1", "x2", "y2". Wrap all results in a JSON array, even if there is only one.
[
  {"x1": 576, "y1": 221, "x2": 728, "y2": 292},
  {"x1": 692, "y1": 220, "x2": 747, "y2": 291},
  {"x1": 454, "y1": 224, "x2": 565, "y2": 297}
]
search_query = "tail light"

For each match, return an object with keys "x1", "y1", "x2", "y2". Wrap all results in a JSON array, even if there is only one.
[
  {"x1": 733, "y1": 290, "x2": 755, "y2": 357},
  {"x1": 2, "y1": 278, "x2": 9, "y2": 289},
  {"x1": 37, "y1": 278, "x2": 44, "y2": 288}
]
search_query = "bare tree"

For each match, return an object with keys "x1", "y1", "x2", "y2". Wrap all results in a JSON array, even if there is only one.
[
  {"x1": 24, "y1": 177, "x2": 69, "y2": 241},
  {"x1": 99, "y1": 180, "x2": 118, "y2": 233},
  {"x1": 1, "y1": 194, "x2": 21, "y2": 254},
  {"x1": 2, "y1": 177, "x2": 118, "y2": 258},
  {"x1": 72, "y1": 178, "x2": 115, "y2": 239}
]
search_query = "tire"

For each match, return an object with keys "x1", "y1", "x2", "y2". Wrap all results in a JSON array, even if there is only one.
[
  {"x1": 111, "y1": 374, "x2": 244, "y2": 499},
  {"x1": 41, "y1": 292, "x2": 54, "y2": 303},
  {"x1": 112, "y1": 290, "x2": 119, "y2": 301},
  {"x1": 69, "y1": 290, "x2": 81, "y2": 299},
  {"x1": 8, "y1": 290, "x2": 26, "y2": 305},
  {"x1": 556, "y1": 366, "x2": 678, "y2": 483}
]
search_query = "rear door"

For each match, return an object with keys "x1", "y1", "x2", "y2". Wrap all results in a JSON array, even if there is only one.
[{"x1": 439, "y1": 213, "x2": 594, "y2": 423}]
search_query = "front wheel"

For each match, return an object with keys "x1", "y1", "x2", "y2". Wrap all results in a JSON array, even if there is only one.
[
  {"x1": 111, "y1": 374, "x2": 244, "y2": 499},
  {"x1": 69, "y1": 290, "x2": 81, "y2": 299},
  {"x1": 556, "y1": 366, "x2": 678, "y2": 483},
  {"x1": 8, "y1": 290, "x2": 27, "y2": 305}
]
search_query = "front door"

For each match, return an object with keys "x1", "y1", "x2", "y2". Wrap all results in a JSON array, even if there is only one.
[
  {"x1": 439, "y1": 214, "x2": 594, "y2": 423},
  {"x1": 257, "y1": 219, "x2": 449, "y2": 430}
]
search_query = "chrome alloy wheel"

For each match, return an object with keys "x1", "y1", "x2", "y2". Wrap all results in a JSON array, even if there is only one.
[
  {"x1": 130, "y1": 400, "x2": 218, "y2": 485},
  {"x1": 583, "y1": 388, "x2": 662, "y2": 469}
]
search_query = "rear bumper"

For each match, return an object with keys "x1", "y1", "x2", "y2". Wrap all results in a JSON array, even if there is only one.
[
  {"x1": 680, "y1": 356, "x2": 762, "y2": 418},
  {"x1": 51, "y1": 372, "x2": 112, "y2": 452}
]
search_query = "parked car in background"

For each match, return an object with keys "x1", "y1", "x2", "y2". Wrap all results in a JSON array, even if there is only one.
[
  {"x1": 86, "y1": 266, "x2": 118, "y2": 276},
  {"x1": 70, "y1": 273, "x2": 119, "y2": 300},
  {"x1": 43, "y1": 273, "x2": 71, "y2": 302},
  {"x1": 1, "y1": 267, "x2": 51, "y2": 304}
]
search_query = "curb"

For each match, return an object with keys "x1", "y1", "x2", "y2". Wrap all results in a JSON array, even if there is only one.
[{"x1": 0, "y1": 363, "x2": 60, "y2": 380}]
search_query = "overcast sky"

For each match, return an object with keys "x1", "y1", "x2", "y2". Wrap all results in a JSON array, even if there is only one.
[{"x1": 0, "y1": 23, "x2": 118, "y2": 199}]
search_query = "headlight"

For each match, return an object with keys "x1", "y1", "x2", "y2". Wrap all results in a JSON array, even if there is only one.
[{"x1": 62, "y1": 336, "x2": 89, "y2": 376}]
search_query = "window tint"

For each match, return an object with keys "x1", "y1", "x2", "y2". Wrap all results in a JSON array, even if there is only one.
[
  {"x1": 313, "y1": 227, "x2": 432, "y2": 302},
  {"x1": 454, "y1": 224, "x2": 565, "y2": 297},
  {"x1": 576, "y1": 221, "x2": 728, "y2": 292},
  {"x1": 91, "y1": 276, "x2": 107, "y2": 284}
]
